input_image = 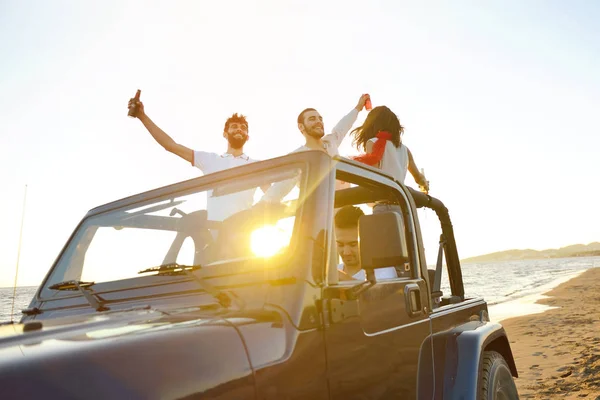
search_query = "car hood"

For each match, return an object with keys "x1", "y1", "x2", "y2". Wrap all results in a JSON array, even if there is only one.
[
  {"x1": 0, "y1": 305, "x2": 215, "y2": 350},
  {"x1": 0, "y1": 305, "x2": 284, "y2": 399}
]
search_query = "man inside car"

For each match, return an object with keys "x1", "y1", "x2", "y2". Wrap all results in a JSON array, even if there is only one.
[{"x1": 334, "y1": 205, "x2": 398, "y2": 280}]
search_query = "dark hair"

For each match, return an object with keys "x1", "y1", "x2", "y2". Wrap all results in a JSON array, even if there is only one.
[
  {"x1": 224, "y1": 113, "x2": 248, "y2": 132},
  {"x1": 297, "y1": 108, "x2": 317, "y2": 125},
  {"x1": 351, "y1": 106, "x2": 404, "y2": 152},
  {"x1": 334, "y1": 205, "x2": 365, "y2": 229}
]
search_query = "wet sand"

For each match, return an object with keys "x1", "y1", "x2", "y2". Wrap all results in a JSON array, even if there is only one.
[{"x1": 501, "y1": 267, "x2": 600, "y2": 399}]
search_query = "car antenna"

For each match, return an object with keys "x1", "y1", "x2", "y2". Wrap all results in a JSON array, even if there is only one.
[{"x1": 10, "y1": 184, "x2": 28, "y2": 324}]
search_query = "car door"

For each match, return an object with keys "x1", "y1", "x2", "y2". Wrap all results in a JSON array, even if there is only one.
[{"x1": 322, "y1": 165, "x2": 433, "y2": 399}]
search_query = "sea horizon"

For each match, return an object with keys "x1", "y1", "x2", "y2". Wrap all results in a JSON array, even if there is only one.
[{"x1": 2, "y1": 256, "x2": 599, "y2": 323}]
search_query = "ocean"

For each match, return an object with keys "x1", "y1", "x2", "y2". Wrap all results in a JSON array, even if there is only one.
[
  {"x1": 456, "y1": 256, "x2": 600, "y2": 321},
  {"x1": 1, "y1": 256, "x2": 599, "y2": 324},
  {"x1": 0, "y1": 285, "x2": 38, "y2": 323}
]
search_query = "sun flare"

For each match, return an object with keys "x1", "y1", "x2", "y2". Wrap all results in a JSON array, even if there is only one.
[{"x1": 250, "y1": 225, "x2": 290, "y2": 258}]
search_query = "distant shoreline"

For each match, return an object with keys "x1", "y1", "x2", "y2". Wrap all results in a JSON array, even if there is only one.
[{"x1": 462, "y1": 251, "x2": 600, "y2": 264}]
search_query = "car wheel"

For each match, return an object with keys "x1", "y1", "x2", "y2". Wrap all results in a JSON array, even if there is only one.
[{"x1": 479, "y1": 350, "x2": 519, "y2": 400}]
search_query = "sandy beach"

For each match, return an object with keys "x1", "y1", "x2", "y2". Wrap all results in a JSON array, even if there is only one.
[{"x1": 502, "y1": 267, "x2": 600, "y2": 399}]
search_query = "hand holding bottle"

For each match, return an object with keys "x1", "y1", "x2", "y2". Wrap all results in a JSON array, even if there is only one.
[
  {"x1": 355, "y1": 94, "x2": 371, "y2": 111},
  {"x1": 127, "y1": 90, "x2": 143, "y2": 118}
]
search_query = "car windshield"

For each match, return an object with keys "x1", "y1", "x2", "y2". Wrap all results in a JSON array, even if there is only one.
[{"x1": 40, "y1": 165, "x2": 304, "y2": 296}]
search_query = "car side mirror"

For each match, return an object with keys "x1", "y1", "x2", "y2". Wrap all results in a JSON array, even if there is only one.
[{"x1": 359, "y1": 211, "x2": 409, "y2": 270}]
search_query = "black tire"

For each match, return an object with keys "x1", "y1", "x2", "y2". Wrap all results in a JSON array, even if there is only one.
[{"x1": 479, "y1": 351, "x2": 519, "y2": 400}]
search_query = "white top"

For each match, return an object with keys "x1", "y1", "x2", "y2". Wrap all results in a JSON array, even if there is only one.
[
  {"x1": 369, "y1": 138, "x2": 410, "y2": 183},
  {"x1": 193, "y1": 151, "x2": 258, "y2": 221},
  {"x1": 261, "y1": 108, "x2": 359, "y2": 203},
  {"x1": 338, "y1": 263, "x2": 398, "y2": 280}
]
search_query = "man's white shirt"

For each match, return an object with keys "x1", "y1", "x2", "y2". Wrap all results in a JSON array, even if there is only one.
[
  {"x1": 337, "y1": 263, "x2": 398, "y2": 280},
  {"x1": 192, "y1": 151, "x2": 258, "y2": 221}
]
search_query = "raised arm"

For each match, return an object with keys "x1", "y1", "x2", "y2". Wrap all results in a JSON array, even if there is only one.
[
  {"x1": 129, "y1": 99, "x2": 193, "y2": 164},
  {"x1": 324, "y1": 94, "x2": 369, "y2": 148}
]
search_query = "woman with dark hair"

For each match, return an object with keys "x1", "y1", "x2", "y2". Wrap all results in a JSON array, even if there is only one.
[{"x1": 351, "y1": 105, "x2": 429, "y2": 192}]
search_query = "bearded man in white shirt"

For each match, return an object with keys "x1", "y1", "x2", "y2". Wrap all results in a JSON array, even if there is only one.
[{"x1": 128, "y1": 98, "x2": 260, "y2": 221}]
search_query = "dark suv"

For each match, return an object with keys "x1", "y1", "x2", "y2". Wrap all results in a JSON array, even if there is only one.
[{"x1": 1, "y1": 151, "x2": 519, "y2": 399}]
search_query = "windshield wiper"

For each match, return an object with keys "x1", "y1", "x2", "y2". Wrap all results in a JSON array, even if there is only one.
[
  {"x1": 138, "y1": 263, "x2": 244, "y2": 309},
  {"x1": 48, "y1": 280, "x2": 109, "y2": 312},
  {"x1": 138, "y1": 263, "x2": 201, "y2": 275}
]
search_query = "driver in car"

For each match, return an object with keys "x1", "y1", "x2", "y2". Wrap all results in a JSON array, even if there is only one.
[{"x1": 334, "y1": 205, "x2": 398, "y2": 280}]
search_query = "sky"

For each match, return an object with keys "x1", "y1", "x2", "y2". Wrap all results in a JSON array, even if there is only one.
[{"x1": 1, "y1": 0, "x2": 599, "y2": 287}]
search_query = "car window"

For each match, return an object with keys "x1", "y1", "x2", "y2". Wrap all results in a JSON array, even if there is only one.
[{"x1": 331, "y1": 169, "x2": 415, "y2": 285}]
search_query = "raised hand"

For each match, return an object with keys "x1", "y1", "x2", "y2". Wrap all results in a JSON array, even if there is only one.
[
  {"x1": 127, "y1": 98, "x2": 145, "y2": 118},
  {"x1": 417, "y1": 171, "x2": 430, "y2": 194},
  {"x1": 355, "y1": 94, "x2": 370, "y2": 111}
]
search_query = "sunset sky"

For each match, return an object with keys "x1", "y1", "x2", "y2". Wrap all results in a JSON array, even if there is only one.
[{"x1": 1, "y1": 0, "x2": 598, "y2": 287}]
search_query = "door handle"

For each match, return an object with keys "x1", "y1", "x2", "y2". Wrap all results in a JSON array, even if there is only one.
[{"x1": 404, "y1": 283, "x2": 422, "y2": 317}]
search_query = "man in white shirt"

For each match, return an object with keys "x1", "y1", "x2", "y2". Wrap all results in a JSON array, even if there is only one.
[
  {"x1": 334, "y1": 205, "x2": 398, "y2": 281},
  {"x1": 128, "y1": 98, "x2": 258, "y2": 221},
  {"x1": 261, "y1": 94, "x2": 369, "y2": 203},
  {"x1": 294, "y1": 94, "x2": 369, "y2": 156}
]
